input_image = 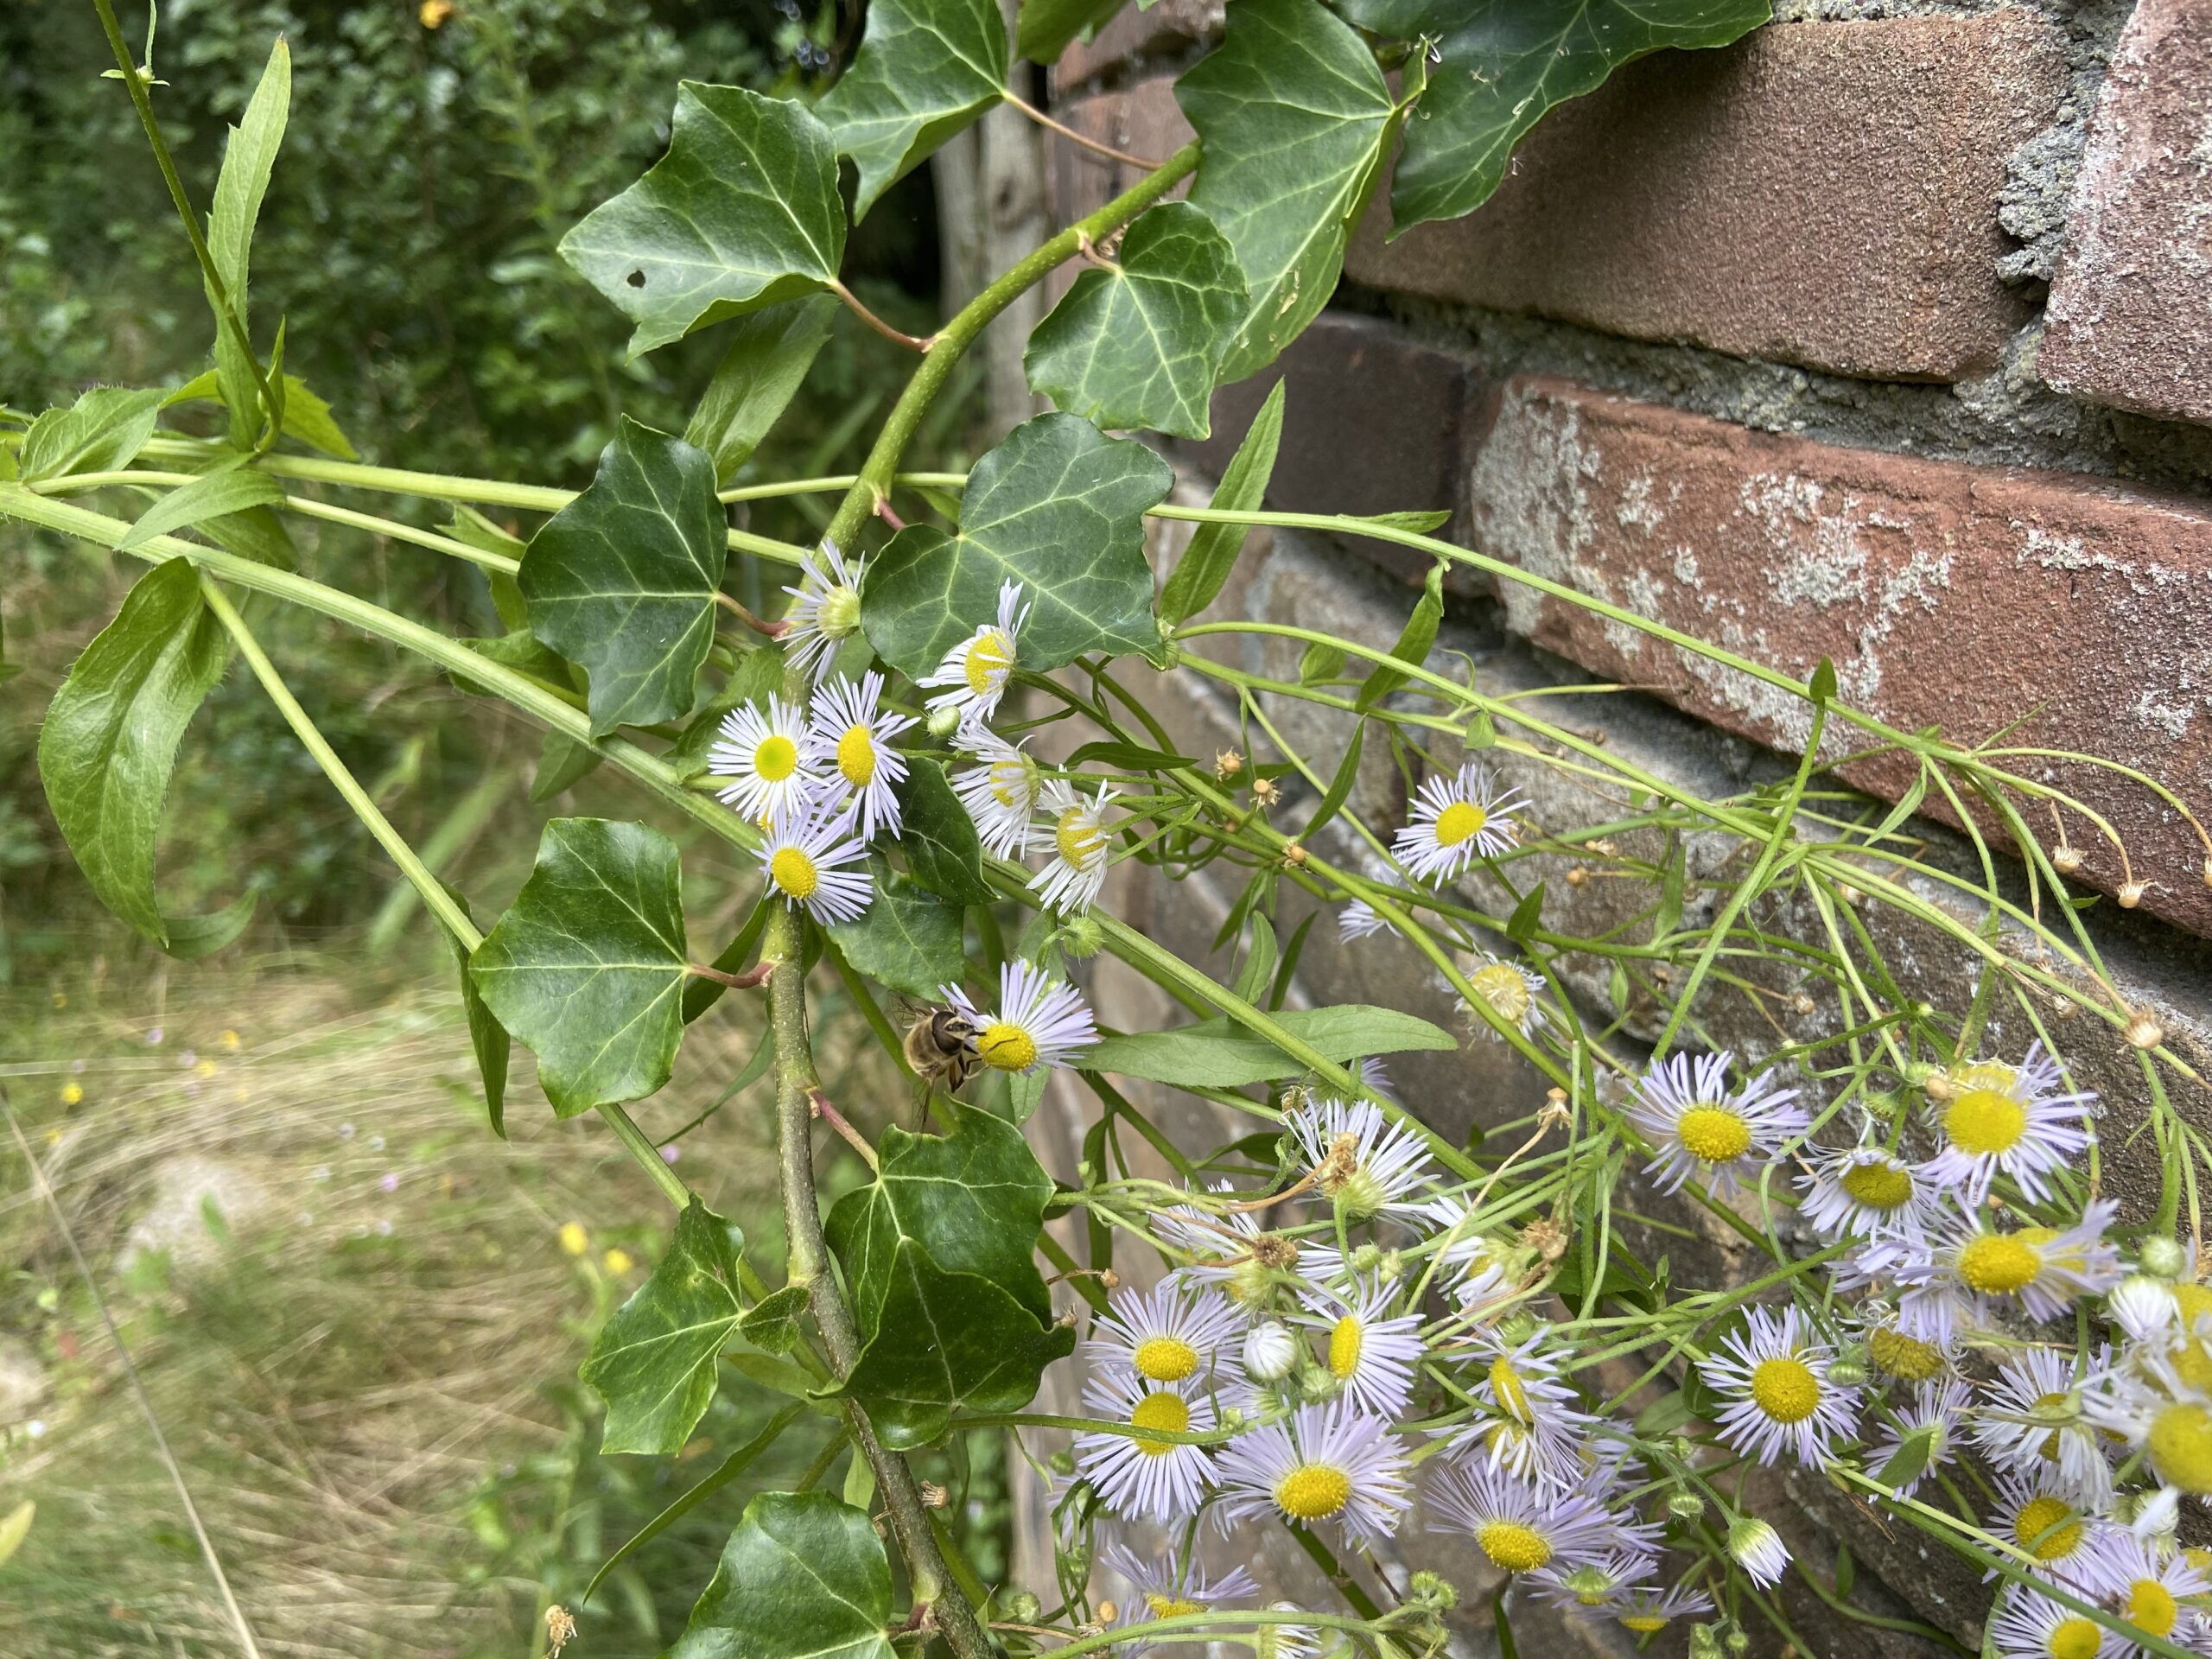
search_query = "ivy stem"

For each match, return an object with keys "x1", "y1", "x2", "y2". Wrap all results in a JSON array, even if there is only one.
[
  {"x1": 810, "y1": 1086, "x2": 878, "y2": 1173},
  {"x1": 829, "y1": 278, "x2": 936, "y2": 352},
  {"x1": 760, "y1": 902, "x2": 989, "y2": 1659}
]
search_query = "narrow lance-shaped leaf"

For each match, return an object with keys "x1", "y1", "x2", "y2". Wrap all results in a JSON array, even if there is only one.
[
  {"x1": 668, "y1": 1493, "x2": 896, "y2": 1659},
  {"x1": 1160, "y1": 380, "x2": 1284, "y2": 626},
  {"x1": 817, "y1": 0, "x2": 1009, "y2": 221},
  {"x1": 580, "y1": 1198, "x2": 745, "y2": 1455},
  {"x1": 17, "y1": 387, "x2": 168, "y2": 484},
  {"x1": 115, "y1": 467, "x2": 286, "y2": 552},
  {"x1": 561, "y1": 83, "x2": 847, "y2": 356},
  {"x1": 1084, "y1": 1003, "x2": 1459, "y2": 1088},
  {"x1": 441, "y1": 882, "x2": 510, "y2": 1137},
  {"x1": 683, "y1": 294, "x2": 839, "y2": 485},
  {"x1": 167, "y1": 369, "x2": 358, "y2": 460},
  {"x1": 207, "y1": 38, "x2": 289, "y2": 444}
]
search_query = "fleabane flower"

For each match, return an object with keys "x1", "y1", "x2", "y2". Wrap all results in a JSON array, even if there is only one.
[
  {"x1": 711, "y1": 693, "x2": 821, "y2": 830},
  {"x1": 1421, "y1": 1195, "x2": 1522, "y2": 1319},
  {"x1": 1098, "y1": 1539, "x2": 1258, "y2": 1643},
  {"x1": 2067, "y1": 1530, "x2": 2211, "y2": 1656},
  {"x1": 942, "y1": 959, "x2": 1096, "y2": 1076},
  {"x1": 1990, "y1": 1470, "x2": 2104, "y2": 1574},
  {"x1": 1286, "y1": 1096, "x2": 1438, "y2": 1223},
  {"x1": 1923, "y1": 1045, "x2": 2096, "y2": 1205},
  {"x1": 1726, "y1": 1514, "x2": 1789, "y2": 1588},
  {"x1": 1392, "y1": 760, "x2": 1526, "y2": 883},
  {"x1": 1213, "y1": 1402, "x2": 1412, "y2": 1543},
  {"x1": 780, "y1": 540, "x2": 865, "y2": 683},
  {"x1": 1031, "y1": 779, "x2": 1116, "y2": 915},
  {"x1": 1916, "y1": 1199, "x2": 2124, "y2": 1330},
  {"x1": 1459, "y1": 951, "x2": 1548, "y2": 1044},
  {"x1": 1605, "y1": 1581, "x2": 1714, "y2": 1635},
  {"x1": 1528, "y1": 1550, "x2": 1659, "y2": 1618},
  {"x1": 1454, "y1": 1330, "x2": 1598, "y2": 1488},
  {"x1": 921, "y1": 578, "x2": 1027, "y2": 720},
  {"x1": 1796, "y1": 1135, "x2": 1942, "y2": 1245},
  {"x1": 1338, "y1": 899, "x2": 1386, "y2": 941},
  {"x1": 1088, "y1": 1280, "x2": 1244, "y2": 1389},
  {"x1": 951, "y1": 722, "x2": 1042, "y2": 857},
  {"x1": 1296, "y1": 1281, "x2": 1423, "y2": 1419},
  {"x1": 2083, "y1": 1352, "x2": 2212, "y2": 1499},
  {"x1": 1971, "y1": 1347, "x2": 2115, "y2": 1509},
  {"x1": 1699, "y1": 1305, "x2": 1860, "y2": 1467},
  {"x1": 759, "y1": 806, "x2": 873, "y2": 925},
  {"x1": 804, "y1": 671, "x2": 913, "y2": 842},
  {"x1": 1625, "y1": 1052, "x2": 1807, "y2": 1198},
  {"x1": 1074, "y1": 1372, "x2": 1217, "y2": 1523},
  {"x1": 1867, "y1": 1378, "x2": 1969, "y2": 1497},
  {"x1": 1426, "y1": 1461, "x2": 1621, "y2": 1577},
  {"x1": 1986, "y1": 1585, "x2": 2118, "y2": 1659}
]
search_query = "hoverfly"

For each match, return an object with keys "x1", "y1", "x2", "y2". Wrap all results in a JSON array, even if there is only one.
[{"x1": 900, "y1": 1002, "x2": 982, "y2": 1108}]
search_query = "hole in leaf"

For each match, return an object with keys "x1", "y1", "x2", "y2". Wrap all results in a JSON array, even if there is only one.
[{"x1": 626, "y1": 270, "x2": 646, "y2": 288}]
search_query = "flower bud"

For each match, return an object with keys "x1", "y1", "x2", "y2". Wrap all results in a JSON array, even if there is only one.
[
  {"x1": 1048, "y1": 1449, "x2": 1077, "y2": 1476},
  {"x1": 1406, "y1": 1571, "x2": 1458, "y2": 1612},
  {"x1": 1298, "y1": 1364, "x2": 1339, "y2": 1402},
  {"x1": 1827, "y1": 1357, "x2": 1868, "y2": 1389},
  {"x1": 1667, "y1": 1490, "x2": 1705, "y2": 1521},
  {"x1": 2139, "y1": 1236, "x2": 2189, "y2": 1279},
  {"x1": 2125, "y1": 1009, "x2": 2166, "y2": 1051},
  {"x1": 1349, "y1": 1243, "x2": 1385, "y2": 1274},
  {"x1": 2119, "y1": 880, "x2": 2147, "y2": 909},
  {"x1": 1688, "y1": 1625, "x2": 1726, "y2": 1659},
  {"x1": 1060, "y1": 914, "x2": 1105, "y2": 958},
  {"x1": 927, "y1": 702, "x2": 963, "y2": 740},
  {"x1": 1726, "y1": 1516, "x2": 1787, "y2": 1588},
  {"x1": 1724, "y1": 1630, "x2": 1751, "y2": 1656},
  {"x1": 2051, "y1": 845, "x2": 2084, "y2": 874},
  {"x1": 817, "y1": 583, "x2": 862, "y2": 641},
  {"x1": 1001, "y1": 1591, "x2": 1042, "y2": 1625},
  {"x1": 1498, "y1": 1309, "x2": 1539, "y2": 1346},
  {"x1": 1243, "y1": 1320, "x2": 1300, "y2": 1382}
]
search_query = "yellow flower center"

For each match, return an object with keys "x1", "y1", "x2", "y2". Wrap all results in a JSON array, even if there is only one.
[
  {"x1": 1144, "y1": 1595, "x2": 1203, "y2": 1619},
  {"x1": 836, "y1": 723, "x2": 876, "y2": 785},
  {"x1": 1676, "y1": 1104, "x2": 1752, "y2": 1164},
  {"x1": 963, "y1": 628, "x2": 1014, "y2": 696},
  {"x1": 1944, "y1": 1087, "x2": 2027, "y2": 1156},
  {"x1": 1840, "y1": 1159, "x2": 1915, "y2": 1211},
  {"x1": 1868, "y1": 1326, "x2": 1945, "y2": 1381},
  {"x1": 2148, "y1": 1402, "x2": 2212, "y2": 1495},
  {"x1": 2126, "y1": 1580, "x2": 2178, "y2": 1640},
  {"x1": 1132, "y1": 1336, "x2": 1199, "y2": 1382},
  {"x1": 989, "y1": 758, "x2": 1033, "y2": 809},
  {"x1": 1055, "y1": 806, "x2": 1104, "y2": 868},
  {"x1": 1750, "y1": 1357, "x2": 1821, "y2": 1423},
  {"x1": 1128, "y1": 1389, "x2": 1189, "y2": 1456},
  {"x1": 2012, "y1": 1495, "x2": 2084, "y2": 1561},
  {"x1": 2047, "y1": 1618, "x2": 2101, "y2": 1659},
  {"x1": 976, "y1": 1021, "x2": 1038, "y2": 1073},
  {"x1": 1328, "y1": 1315, "x2": 1363, "y2": 1379},
  {"x1": 754, "y1": 734, "x2": 798, "y2": 782},
  {"x1": 1476, "y1": 1520, "x2": 1552, "y2": 1573},
  {"x1": 1619, "y1": 1615, "x2": 1669, "y2": 1634},
  {"x1": 1959, "y1": 1233, "x2": 2042, "y2": 1294},
  {"x1": 1274, "y1": 1462, "x2": 1351, "y2": 1521},
  {"x1": 769, "y1": 847, "x2": 819, "y2": 900},
  {"x1": 1433, "y1": 800, "x2": 1489, "y2": 849},
  {"x1": 2028, "y1": 1392, "x2": 2071, "y2": 1463},
  {"x1": 1470, "y1": 963, "x2": 1531, "y2": 1025},
  {"x1": 1490, "y1": 1356, "x2": 1533, "y2": 1423},
  {"x1": 2172, "y1": 1284, "x2": 2212, "y2": 1393}
]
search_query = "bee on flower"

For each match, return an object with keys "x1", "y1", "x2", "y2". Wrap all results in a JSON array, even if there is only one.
[
  {"x1": 940, "y1": 959, "x2": 1097, "y2": 1076},
  {"x1": 804, "y1": 670, "x2": 914, "y2": 841},
  {"x1": 780, "y1": 540, "x2": 866, "y2": 683},
  {"x1": 1392, "y1": 760, "x2": 1526, "y2": 884},
  {"x1": 711, "y1": 693, "x2": 822, "y2": 830},
  {"x1": 920, "y1": 578, "x2": 1028, "y2": 721},
  {"x1": 1625, "y1": 1051, "x2": 1807, "y2": 1198}
]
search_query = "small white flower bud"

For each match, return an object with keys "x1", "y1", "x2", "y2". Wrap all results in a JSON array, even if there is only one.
[
  {"x1": 1726, "y1": 1516, "x2": 1787, "y2": 1588},
  {"x1": 1243, "y1": 1320, "x2": 1300, "y2": 1382},
  {"x1": 926, "y1": 702, "x2": 963, "y2": 740},
  {"x1": 2109, "y1": 1274, "x2": 2178, "y2": 1344},
  {"x1": 2139, "y1": 1236, "x2": 2188, "y2": 1279},
  {"x1": 1001, "y1": 1591, "x2": 1042, "y2": 1624},
  {"x1": 1060, "y1": 914, "x2": 1104, "y2": 958}
]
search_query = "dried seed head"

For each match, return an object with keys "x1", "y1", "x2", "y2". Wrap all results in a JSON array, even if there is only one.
[
  {"x1": 546, "y1": 1607, "x2": 578, "y2": 1657},
  {"x1": 1093, "y1": 1602, "x2": 1119, "y2": 1626},
  {"x1": 1566, "y1": 866, "x2": 1589, "y2": 887},
  {"x1": 2052, "y1": 845, "x2": 2084, "y2": 874},
  {"x1": 1521, "y1": 1214, "x2": 1571, "y2": 1263},
  {"x1": 1097, "y1": 1268, "x2": 1122, "y2": 1290},
  {"x1": 920, "y1": 1481, "x2": 950, "y2": 1508},
  {"x1": 1215, "y1": 749, "x2": 1244, "y2": 779},
  {"x1": 1790, "y1": 993, "x2": 1817, "y2": 1016},
  {"x1": 1249, "y1": 1232, "x2": 1300, "y2": 1271},
  {"x1": 1250, "y1": 776, "x2": 1281, "y2": 807},
  {"x1": 2125, "y1": 1009, "x2": 2166, "y2": 1051},
  {"x1": 1281, "y1": 841, "x2": 1308, "y2": 867},
  {"x1": 2119, "y1": 880, "x2": 2148, "y2": 909}
]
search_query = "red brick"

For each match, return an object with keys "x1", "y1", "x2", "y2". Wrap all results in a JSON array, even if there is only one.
[
  {"x1": 2040, "y1": 0, "x2": 2212, "y2": 428},
  {"x1": 1467, "y1": 377, "x2": 2212, "y2": 934},
  {"x1": 1345, "y1": 14, "x2": 2065, "y2": 384},
  {"x1": 1051, "y1": 0, "x2": 1222, "y2": 91}
]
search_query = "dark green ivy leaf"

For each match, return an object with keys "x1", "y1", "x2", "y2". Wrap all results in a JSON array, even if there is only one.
[
  {"x1": 861, "y1": 412, "x2": 1173, "y2": 677},
  {"x1": 826, "y1": 855, "x2": 967, "y2": 999},
  {"x1": 737, "y1": 1285, "x2": 812, "y2": 1356},
  {"x1": 670, "y1": 645, "x2": 786, "y2": 780},
  {"x1": 471, "y1": 817, "x2": 690, "y2": 1118},
  {"x1": 520, "y1": 417, "x2": 727, "y2": 736},
  {"x1": 560, "y1": 83, "x2": 847, "y2": 356},
  {"x1": 669, "y1": 1492, "x2": 895, "y2": 1659},
  {"x1": 1024, "y1": 202, "x2": 1249, "y2": 440},
  {"x1": 441, "y1": 881, "x2": 510, "y2": 1137},
  {"x1": 1016, "y1": 0, "x2": 1128, "y2": 61},
  {"x1": 683, "y1": 295, "x2": 840, "y2": 485},
  {"x1": 1159, "y1": 380, "x2": 1283, "y2": 626},
  {"x1": 581, "y1": 1198, "x2": 744, "y2": 1456},
  {"x1": 895, "y1": 757, "x2": 994, "y2": 906},
  {"x1": 817, "y1": 0, "x2": 1009, "y2": 221},
  {"x1": 17, "y1": 386, "x2": 168, "y2": 483}
]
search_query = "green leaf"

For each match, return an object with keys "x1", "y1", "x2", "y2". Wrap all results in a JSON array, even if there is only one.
[
  {"x1": 1357, "y1": 508, "x2": 1452, "y2": 536},
  {"x1": 738, "y1": 1285, "x2": 812, "y2": 1356},
  {"x1": 1024, "y1": 202, "x2": 1249, "y2": 439},
  {"x1": 1299, "y1": 637, "x2": 1345, "y2": 684},
  {"x1": 35, "y1": 559, "x2": 242, "y2": 950},
  {"x1": 817, "y1": 0, "x2": 1009, "y2": 221},
  {"x1": 826, "y1": 856, "x2": 966, "y2": 999},
  {"x1": 1631, "y1": 1389, "x2": 1692, "y2": 1438},
  {"x1": 1233, "y1": 912, "x2": 1279, "y2": 1005},
  {"x1": 470, "y1": 817, "x2": 690, "y2": 1118},
  {"x1": 156, "y1": 891, "x2": 258, "y2": 960},
  {"x1": 1357, "y1": 558, "x2": 1443, "y2": 709},
  {"x1": 560, "y1": 83, "x2": 847, "y2": 356},
  {"x1": 1834, "y1": 1541, "x2": 1855, "y2": 1599},
  {"x1": 1177, "y1": 0, "x2": 1398, "y2": 380},
  {"x1": 1084, "y1": 1003, "x2": 1458, "y2": 1087},
  {"x1": 442, "y1": 882, "x2": 511, "y2": 1136},
  {"x1": 17, "y1": 386, "x2": 167, "y2": 483},
  {"x1": 115, "y1": 468, "x2": 285, "y2": 552},
  {"x1": 520, "y1": 417, "x2": 727, "y2": 735},
  {"x1": 671, "y1": 645, "x2": 786, "y2": 779},
  {"x1": 669, "y1": 1492, "x2": 895, "y2": 1659},
  {"x1": 1018, "y1": 0, "x2": 1127, "y2": 62},
  {"x1": 1063, "y1": 741, "x2": 1199, "y2": 772},
  {"x1": 861, "y1": 412, "x2": 1173, "y2": 677},
  {"x1": 1505, "y1": 880, "x2": 1544, "y2": 943},
  {"x1": 1306, "y1": 720, "x2": 1363, "y2": 836},
  {"x1": 1874, "y1": 1425, "x2": 1936, "y2": 1491},
  {"x1": 207, "y1": 39, "x2": 289, "y2": 444},
  {"x1": 581, "y1": 1197, "x2": 745, "y2": 1456},
  {"x1": 896, "y1": 757, "x2": 994, "y2": 905},
  {"x1": 167, "y1": 369, "x2": 359, "y2": 460},
  {"x1": 1159, "y1": 380, "x2": 1283, "y2": 626},
  {"x1": 1810, "y1": 654, "x2": 1838, "y2": 705},
  {"x1": 531, "y1": 730, "x2": 604, "y2": 802},
  {"x1": 1349, "y1": 0, "x2": 1770, "y2": 231},
  {"x1": 683, "y1": 295, "x2": 840, "y2": 484}
]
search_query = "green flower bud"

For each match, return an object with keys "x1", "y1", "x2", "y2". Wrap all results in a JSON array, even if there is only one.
[
  {"x1": 1060, "y1": 914, "x2": 1104, "y2": 958},
  {"x1": 1406, "y1": 1571, "x2": 1457, "y2": 1611},
  {"x1": 817, "y1": 583, "x2": 862, "y2": 640},
  {"x1": 2139, "y1": 1236, "x2": 2188, "y2": 1279},
  {"x1": 1667, "y1": 1490, "x2": 1705, "y2": 1521},
  {"x1": 1001, "y1": 1591, "x2": 1042, "y2": 1624},
  {"x1": 927, "y1": 702, "x2": 963, "y2": 740},
  {"x1": 1048, "y1": 1449, "x2": 1077, "y2": 1477}
]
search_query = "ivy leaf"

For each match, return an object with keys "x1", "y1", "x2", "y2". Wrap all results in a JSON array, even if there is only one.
[
  {"x1": 683, "y1": 295, "x2": 840, "y2": 485},
  {"x1": 1024, "y1": 202, "x2": 1249, "y2": 440},
  {"x1": 1084, "y1": 1003, "x2": 1459, "y2": 1088},
  {"x1": 861, "y1": 412, "x2": 1173, "y2": 677},
  {"x1": 560, "y1": 83, "x2": 847, "y2": 356},
  {"x1": 530, "y1": 730, "x2": 603, "y2": 802},
  {"x1": 581, "y1": 1198, "x2": 744, "y2": 1456},
  {"x1": 442, "y1": 882, "x2": 511, "y2": 1136},
  {"x1": 896, "y1": 758, "x2": 994, "y2": 906},
  {"x1": 826, "y1": 856, "x2": 966, "y2": 999},
  {"x1": 669, "y1": 1492, "x2": 894, "y2": 1659},
  {"x1": 738, "y1": 1285, "x2": 812, "y2": 1356},
  {"x1": 115, "y1": 468, "x2": 286, "y2": 552},
  {"x1": 520, "y1": 418, "x2": 727, "y2": 736},
  {"x1": 1159, "y1": 380, "x2": 1283, "y2": 626},
  {"x1": 1018, "y1": 0, "x2": 1128, "y2": 61},
  {"x1": 207, "y1": 39, "x2": 289, "y2": 445},
  {"x1": 1345, "y1": 0, "x2": 1771, "y2": 230},
  {"x1": 817, "y1": 0, "x2": 1009, "y2": 221},
  {"x1": 17, "y1": 386, "x2": 168, "y2": 483},
  {"x1": 670, "y1": 645, "x2": 786, "y2": 780},
  {"x1": 470, "y1": 817, "x2": 691, "y2": 1118},
  {"x1": 1177, "y1": 0, "x2": 1398, "y2": 380}
]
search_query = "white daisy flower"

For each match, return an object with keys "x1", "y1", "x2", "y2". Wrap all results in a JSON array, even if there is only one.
[
  {"x1": 1159, "y1": 1181, "x2": 1293, "y2": 1311},
  {"x1": 780, "y1": 540, "x2": 866, "y2": 684},
  {"x1": 1285, "y1": 1096, "x2": 1438, "y2": 1222},
  {"x1": 1459, "y1": 951, "x2": 1548, "y2": 1044},
  {"x1": 1295, "y1": 1281, "x2": 1423, "y2": 1420},
  {"x1": 1030, "y1": 779, "x2": 1116, "y2": 915},
  {"x1": 1922, "y1": 1045, "x2": 2096, "y2": 1206},
  {"x1": 1987, "y1": 1585, "x2": 2120, "y2": 1659},
  {"x1": 1860, "y1": 1311, "x2": 1958, "y2": 1384},
  {"x1": 920, "y1": 578, "x2": 1027, "y2": 720},
  {"x1": 942, "y1": 959, "x2": 1096, "y2": 1076},
  {"x1": 1605, "y1": 1580, "x2": 1715, "y2": 1636},
  {"x1": 1528, "y1": 1550, "x2": 1660, "y2": 1617},
  {"x1": 1452, "y1": 1329, "x2": 1598, "y2": 1489},
  {"x1": 1391, "y1": 760, "x2": 1526, "y2": 883},
  {"x1": 1242, "y1": 1320, "x2": 1300, "y2": 1384},
  {"x1": 711, "y1": 693, "x2": 822, "y2": 830},
  {"x1": 1074, "y1": 1371, "x2": 1217, "y2": 1524},
  {"x1": 1098, "y1": 1538, "x2": 1258, "y2": 1645},
  {"x1": 1796, "y1": 1135, "x2": 1943, "y2": 1245},
  {"x1": 1625, "y1": 1052, "x2": 1808, "y2": 1198},
  {"x1": 1699, "y1": 1305, "x2": 1860, "y2": 1468},
  {"x1": 950, "y1": 722, "x2": 1042, "y2": 857},
  {"x1": 803, "y1": 671, "x2": 913, "y2": 842},
  {"x1": 1088, "y1": 1281, "x2": 1245, "y2": 1389},
  {"x1": 1338, "y1": 899, "x2": 1386, "y2": 941},
  {"x1": 1989, "y1": 1470, "x2": 2104, "y2": 1574},
  {"x1": 2107, "y1": 1275, "x2": 2181, "y2": 1345},
  {"x1": 1421, "y1": 1195, "x2": 1522, "y2": 1319},
  {"x1": 2067, "y1": 1530, "x2": 2211, "y2": 1656},
  {"x1": 1867, "y1": 1378, "x2": 1970, "y2": 1497},
  {"x1": 1726, "y1": 1514, "x2": 1789, "y2": 1588},
  {"x1": 759, "y1": 805, "x2": 873, "y2": 925},
  {"x1": 1908, "y1": 1199, "x2": 2124, "y2": 1332},
  {"x1": 1971, "y1": 1348, "x2": 2115, "y2": 1509},
  {"x1": 1213, "y1": 1402, "x2": 1412, "y2": 1543},
  {"x1": 1425, "y1": 1460, "x2": 1621, "y2": 1577},
  {"x1": 2082, "y1": 1352, "x2": 2212, "y2": 1499}
]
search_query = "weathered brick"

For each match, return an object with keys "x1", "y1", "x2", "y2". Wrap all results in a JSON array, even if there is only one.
[
  {"x1": 1344, "y1": 14, "x2": 2065, "y2": 384},
  {"x1": 1051, "y1": 0, "x2": 1222, "y2": 91},
  {"x1": 1045, "y1": 80, "x2": 1196, "y2": 231},
  {"x1": 1466, "y1": 375, "x2": 2212, "y2": 935},
  {"x1": 2039, "y1": 0, "x2": 2212, "y2": 429}
]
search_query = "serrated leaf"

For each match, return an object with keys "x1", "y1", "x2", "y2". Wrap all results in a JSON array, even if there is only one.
[
  {"x1": 115, "y1": 467, "x2": 285, "y2": 552},
  {"x1": 471, "y1": 818, "x2": 690, "y2": 1117},
  {"x1": 520, "y1": 418, "x2": 727, "y2": 735},
  {"x1": 207, "y1": 39, "x2": 289, "y2": 444},
  {"x1": 818, "y1": 0, "x2": 1009, "y2": 221},
  {"x1": 560, "y1": 83, "x2": 847, "y2": 356},
  {"x1": 442, "y1": 882, "x2": 510, "y2": 1136},
  {"x1": 1160, "y1": 380, "x2": 1283, "y2": 626},
  {"x1": 18, "y1": 386, "x2": 167, "y2": 483},
  {"x1": 683, "y1": 294, "x2": 839, "y2": 484},
  {"x1": 669, "y1": 1493, "x2": 895, "y2": 1659},
  {"x1": 826, "y1": 855, "x2": 966, "y2": 999},
  {"x1": 581, "y1": 1198, "x2": 743, "y2": 1455},
  {"x1": 1018, "y1": 0, "x2": 1127, "y2": 62},
  {"x1": 1025, "y1": 202, "x2": 1248, "y2": 439},
  {"x1": 1084, "y1": 1003, "x2": 1458, "y2": 1088},
  {"x1": 861, "y1": 412, "x2": 1173, "y2": 677},
  {"x1": 896, "y1": 757, "x2": 994, "y2": 905},
  {"x1": 1177, "y1": 0, "x2": 1398, "y2": 380},
  {"x1": 739, "y1": 1285, "x2": 812, "y2": 1356}
]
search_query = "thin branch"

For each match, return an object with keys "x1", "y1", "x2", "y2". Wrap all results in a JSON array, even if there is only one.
[
  {"x1": 830, "y1": 278, "x2": 935, "y2": 353},
  {"x1": 1004, "y1": 91, "x2": 1166, "y2": 170},
  {"x1": 810, "y1": 1087, "x2": 879, "y2": 1173}
]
